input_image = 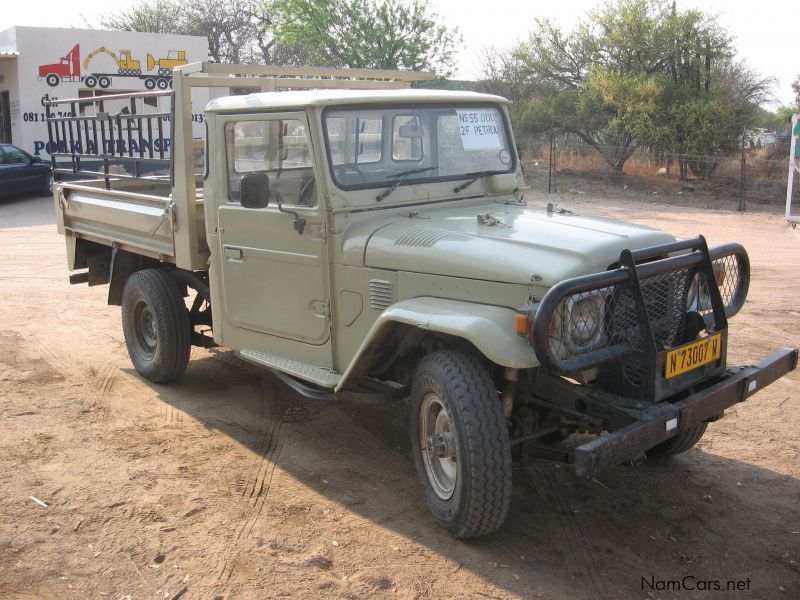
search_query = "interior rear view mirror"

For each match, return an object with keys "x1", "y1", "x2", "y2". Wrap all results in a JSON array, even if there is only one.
[{"x1": 398, "y1": 124, "x2": 423, "y2": 138}]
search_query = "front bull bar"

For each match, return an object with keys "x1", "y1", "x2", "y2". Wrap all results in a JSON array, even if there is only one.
[{"x1": 573, "y1": 347, "x2": 798, "y2": 478}]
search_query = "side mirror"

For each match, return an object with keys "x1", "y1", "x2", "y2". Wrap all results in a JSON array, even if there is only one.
[
  {"x1": 240, "y1": 173, "x2": 269, "y2": 209},
  {"x1": 32, "y1": 156, "x2": 41, "y2": 163}
]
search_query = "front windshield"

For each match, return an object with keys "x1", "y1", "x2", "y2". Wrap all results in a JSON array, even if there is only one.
[{"x1": 323, "y1": 104, "x2": 514, "y2": 191}]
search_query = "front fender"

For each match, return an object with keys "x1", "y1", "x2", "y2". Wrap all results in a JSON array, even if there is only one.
[{"x1": 335, "y1": 297, "x2": 539, "y2": 391}]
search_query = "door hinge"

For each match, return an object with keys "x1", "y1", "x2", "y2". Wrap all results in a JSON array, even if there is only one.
[{"x1": 312, "y1": 220, "x2": 327, "y2": 241}]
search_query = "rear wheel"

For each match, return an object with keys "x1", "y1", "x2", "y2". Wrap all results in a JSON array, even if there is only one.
[
  {"x1": 410, "y1": 351, "x2": 512, "y2": 538},
  {"x1": 646, "y1": 422, "x2": 708, "y2": 459},
  {"x1": 121, "y1": 269, "x2": 191, "y2": 383}
]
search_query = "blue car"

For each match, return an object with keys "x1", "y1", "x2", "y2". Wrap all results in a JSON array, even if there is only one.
[{"x1": 0, "y1": 144, "x2": 52, "y2": 198}]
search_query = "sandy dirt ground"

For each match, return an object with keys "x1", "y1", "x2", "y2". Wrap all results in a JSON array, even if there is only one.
[{"x1": 0, "y1": 189, "x2": 798, "y2": 600}]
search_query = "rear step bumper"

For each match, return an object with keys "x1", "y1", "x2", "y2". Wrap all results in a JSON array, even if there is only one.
[{"x1": 574, "y1": 347, "x2": 798, "y2": 478}]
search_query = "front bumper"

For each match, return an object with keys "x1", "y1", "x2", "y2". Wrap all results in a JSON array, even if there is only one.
[{"x1": 574, "y1": 347, "x2": 798, "y2": 478}]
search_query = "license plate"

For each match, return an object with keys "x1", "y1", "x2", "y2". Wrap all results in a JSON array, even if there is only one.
[{"x1": 665, "y1": 334, "x2": 722, "y2": 379}]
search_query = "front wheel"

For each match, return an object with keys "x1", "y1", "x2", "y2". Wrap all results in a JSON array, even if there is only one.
[
  {"x1": 121, "y1": 269, "x2": 191, "y2": 383},
  {"x1": 646, "y1": 422, "x2": 708, "y2": 459},
  {"x1": 410, "y1": 351, "x2": 512, "y2": 538}
]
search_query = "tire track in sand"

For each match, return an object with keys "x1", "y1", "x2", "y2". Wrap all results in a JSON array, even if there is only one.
[
  {"x1": 535, "y1": 464, "x2": 614, "y2": 600},
  {"x1": 211, "y1": 383, "x2": 286, "y2": 587}
]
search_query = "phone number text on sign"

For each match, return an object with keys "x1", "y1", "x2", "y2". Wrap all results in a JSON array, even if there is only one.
[{"x1": 457, "y1": 110, "x2": 502, "y2": 150}]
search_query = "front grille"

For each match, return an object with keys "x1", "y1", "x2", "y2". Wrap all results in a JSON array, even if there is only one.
[{"x1": 615, "y1": 268, "x2": 693, "y2": 386}]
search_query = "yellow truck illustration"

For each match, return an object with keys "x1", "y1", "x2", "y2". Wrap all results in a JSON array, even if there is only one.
[
  {"x1": 81, "y1": 47, "x2": 189, "y2": 90},
  {"x1": 83, "y1": 47, "x2": 142, "y2": 75},
  {"x1": 147, "y1": 50, "x2": 188, "y2": 75}
]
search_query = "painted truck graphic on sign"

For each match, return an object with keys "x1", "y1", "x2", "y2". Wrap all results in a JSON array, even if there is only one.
[
  {"x1": 37, "y1": 44, "x2": 188, "y2": 89},
  {"x1": 37, "y1": 44, "x2": 81, "y2": 87}
]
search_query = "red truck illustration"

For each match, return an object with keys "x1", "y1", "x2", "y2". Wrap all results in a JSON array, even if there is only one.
[{"x1": 38, "y1": 45, "x2": 81, "y2": 87}]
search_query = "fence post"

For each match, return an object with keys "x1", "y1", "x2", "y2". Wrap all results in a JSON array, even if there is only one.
[
  {"x1": 738, "y1": 127, "x2": 747, "y2": 212},
  {"x1": 548, "y1": 122, "x2": 555, "y2": 194}
]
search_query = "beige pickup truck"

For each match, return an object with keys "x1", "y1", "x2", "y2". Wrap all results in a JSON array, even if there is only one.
[{"x1": 47, "y1": 63, "x2": 797, "y2": 538}]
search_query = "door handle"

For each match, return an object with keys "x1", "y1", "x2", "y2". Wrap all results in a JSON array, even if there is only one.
[{"x1": 224, "y1": 246, "x2": 243, "y2": 261}]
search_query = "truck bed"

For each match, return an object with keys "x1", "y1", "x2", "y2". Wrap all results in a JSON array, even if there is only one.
[{"x1": 55, "y1": 178, "x2": 208, "y2": 265}]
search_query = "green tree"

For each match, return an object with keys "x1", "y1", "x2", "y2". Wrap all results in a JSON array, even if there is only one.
[
  {"x1": 98, "y1": 0, "x2": 305, "y2": 65},
  {"x1": 98, "y1": 0, "x2": 185, "y2": 34},
  {"x1": 483, "y1": 0, "x2": 770, "y2": 176},
  {"x1": 772, "y1": 74, "x2": 800, "y2": 128},
  {"x1": 269, "y1": 0, "x2": 460, "y2": 75}
]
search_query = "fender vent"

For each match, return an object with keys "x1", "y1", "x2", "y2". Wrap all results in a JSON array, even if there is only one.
[
  {"x1": 369, "y1": 279, "x2": 394, "y2": 310},
  {"x1": 394, "y1": 226, "x2": 450, "y2": 248}
]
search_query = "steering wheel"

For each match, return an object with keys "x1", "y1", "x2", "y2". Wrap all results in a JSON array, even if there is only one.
[{"x1": 298, "y1": 177, "x2": 316, "y2": 206}]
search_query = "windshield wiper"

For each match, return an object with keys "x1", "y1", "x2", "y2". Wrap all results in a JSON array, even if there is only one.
[
  {"x1": 453, "y1": 170, "x2": 496, "y2": 193},
  {"x1": 376, "y1": 165, "x2": 439, "y2": 201}
]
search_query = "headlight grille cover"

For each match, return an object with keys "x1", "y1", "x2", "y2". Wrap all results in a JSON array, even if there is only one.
[{"x1": 536, "y1": 241, "x2": 748, "y2": 384}]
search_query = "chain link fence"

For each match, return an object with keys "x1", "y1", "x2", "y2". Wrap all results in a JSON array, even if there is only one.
[{"x1": 517, "y1": 128, "x2": 797, "y2": 211}]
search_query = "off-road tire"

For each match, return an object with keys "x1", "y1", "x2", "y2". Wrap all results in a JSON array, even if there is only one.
[
  {"x1": 121, "y1": 269, "x2": 191, "y2": 383},
  {"x1": 410, "y1": 350, "x2": 512, "y2": 538},
  {"x1": 646, "y1": 422, "x2": 708, "y2": 459}
]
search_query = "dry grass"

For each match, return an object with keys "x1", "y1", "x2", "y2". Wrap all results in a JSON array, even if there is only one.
[{"x1": 521, "y1": 146, "x2": 790, "y2": 192}]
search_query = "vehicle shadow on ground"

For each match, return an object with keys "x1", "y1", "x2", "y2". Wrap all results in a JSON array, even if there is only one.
[
  {"x1": 144, "y1": 350, "x2": 800, "y2": 599},
  {"x1": 0, "y1": 193, "x2": 56, "y2": 229}
]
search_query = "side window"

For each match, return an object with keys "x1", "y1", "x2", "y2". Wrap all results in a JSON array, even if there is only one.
[
  {"x1": 3, "y1": 146, "x2": 31, "y2": 164},
  {"x1": 392, "y1": 115, "x2": 423, "y2": 161},
  {"x1": 226, "y1": 118, "x2": 317, "y2": 207}
]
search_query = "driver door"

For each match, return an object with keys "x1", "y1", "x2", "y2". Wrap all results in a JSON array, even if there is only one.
[{"x1": 217, "y1": 112, "x2": 331, "y2": 353}]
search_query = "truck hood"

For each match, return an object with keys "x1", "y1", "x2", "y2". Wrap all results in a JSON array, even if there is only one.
[{"x1": 363, "y1": 202, "x2": 676, "y2": 286}]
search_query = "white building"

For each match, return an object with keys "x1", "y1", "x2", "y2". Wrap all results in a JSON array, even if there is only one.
[{"x1": 0, "y1": 26, "x2": 209, "y2": 157}]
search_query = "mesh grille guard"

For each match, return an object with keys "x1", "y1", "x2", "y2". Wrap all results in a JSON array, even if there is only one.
[{"x1": 529, "y1": 236, "x2": 750, "y2": 401}]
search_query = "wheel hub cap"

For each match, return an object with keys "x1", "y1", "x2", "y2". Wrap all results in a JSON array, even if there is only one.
[
  {"x1": 420, "y1": 393, "x2": 458, "y2": 500},
  {"x1": 134, "y1": 302, "x2": 157, "y2": 357}
]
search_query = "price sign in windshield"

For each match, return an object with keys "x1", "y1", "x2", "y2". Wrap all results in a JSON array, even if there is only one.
[{"x1": 456, "y1": 110, "x2": 502, "y2": 150}]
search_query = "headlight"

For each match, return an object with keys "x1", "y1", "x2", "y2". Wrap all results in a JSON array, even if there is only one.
[
  {"x1": 686, "y1": 262, "x2": 725, "y2": 313},
  {"x1": 685, "y1": 272, "x2": 704, "y2": 311},
  {"x1": 565, "y1": 291, "x2": 606, "y2": 347}
]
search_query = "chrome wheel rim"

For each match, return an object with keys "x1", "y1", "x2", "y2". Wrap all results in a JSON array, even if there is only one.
[
  {"x1": 134, "y1": 301, "x2": 157, "y2": 358},
  {"x1": 420, "y1": 392, "x2": 458, "y2": 500}
]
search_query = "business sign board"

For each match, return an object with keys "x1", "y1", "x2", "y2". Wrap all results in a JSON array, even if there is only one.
[{"x1": 0, "y1": 26, "x2": 210, "y2": 158}]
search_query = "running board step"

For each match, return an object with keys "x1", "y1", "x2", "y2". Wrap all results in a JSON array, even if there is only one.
[{"x1": 238, "y1": 349, "x2": 341, "y2": 388}]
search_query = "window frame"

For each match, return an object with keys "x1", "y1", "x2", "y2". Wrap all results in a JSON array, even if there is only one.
[{"x1": 223, "y1": 111, "x2": 319, "y2": 208}]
